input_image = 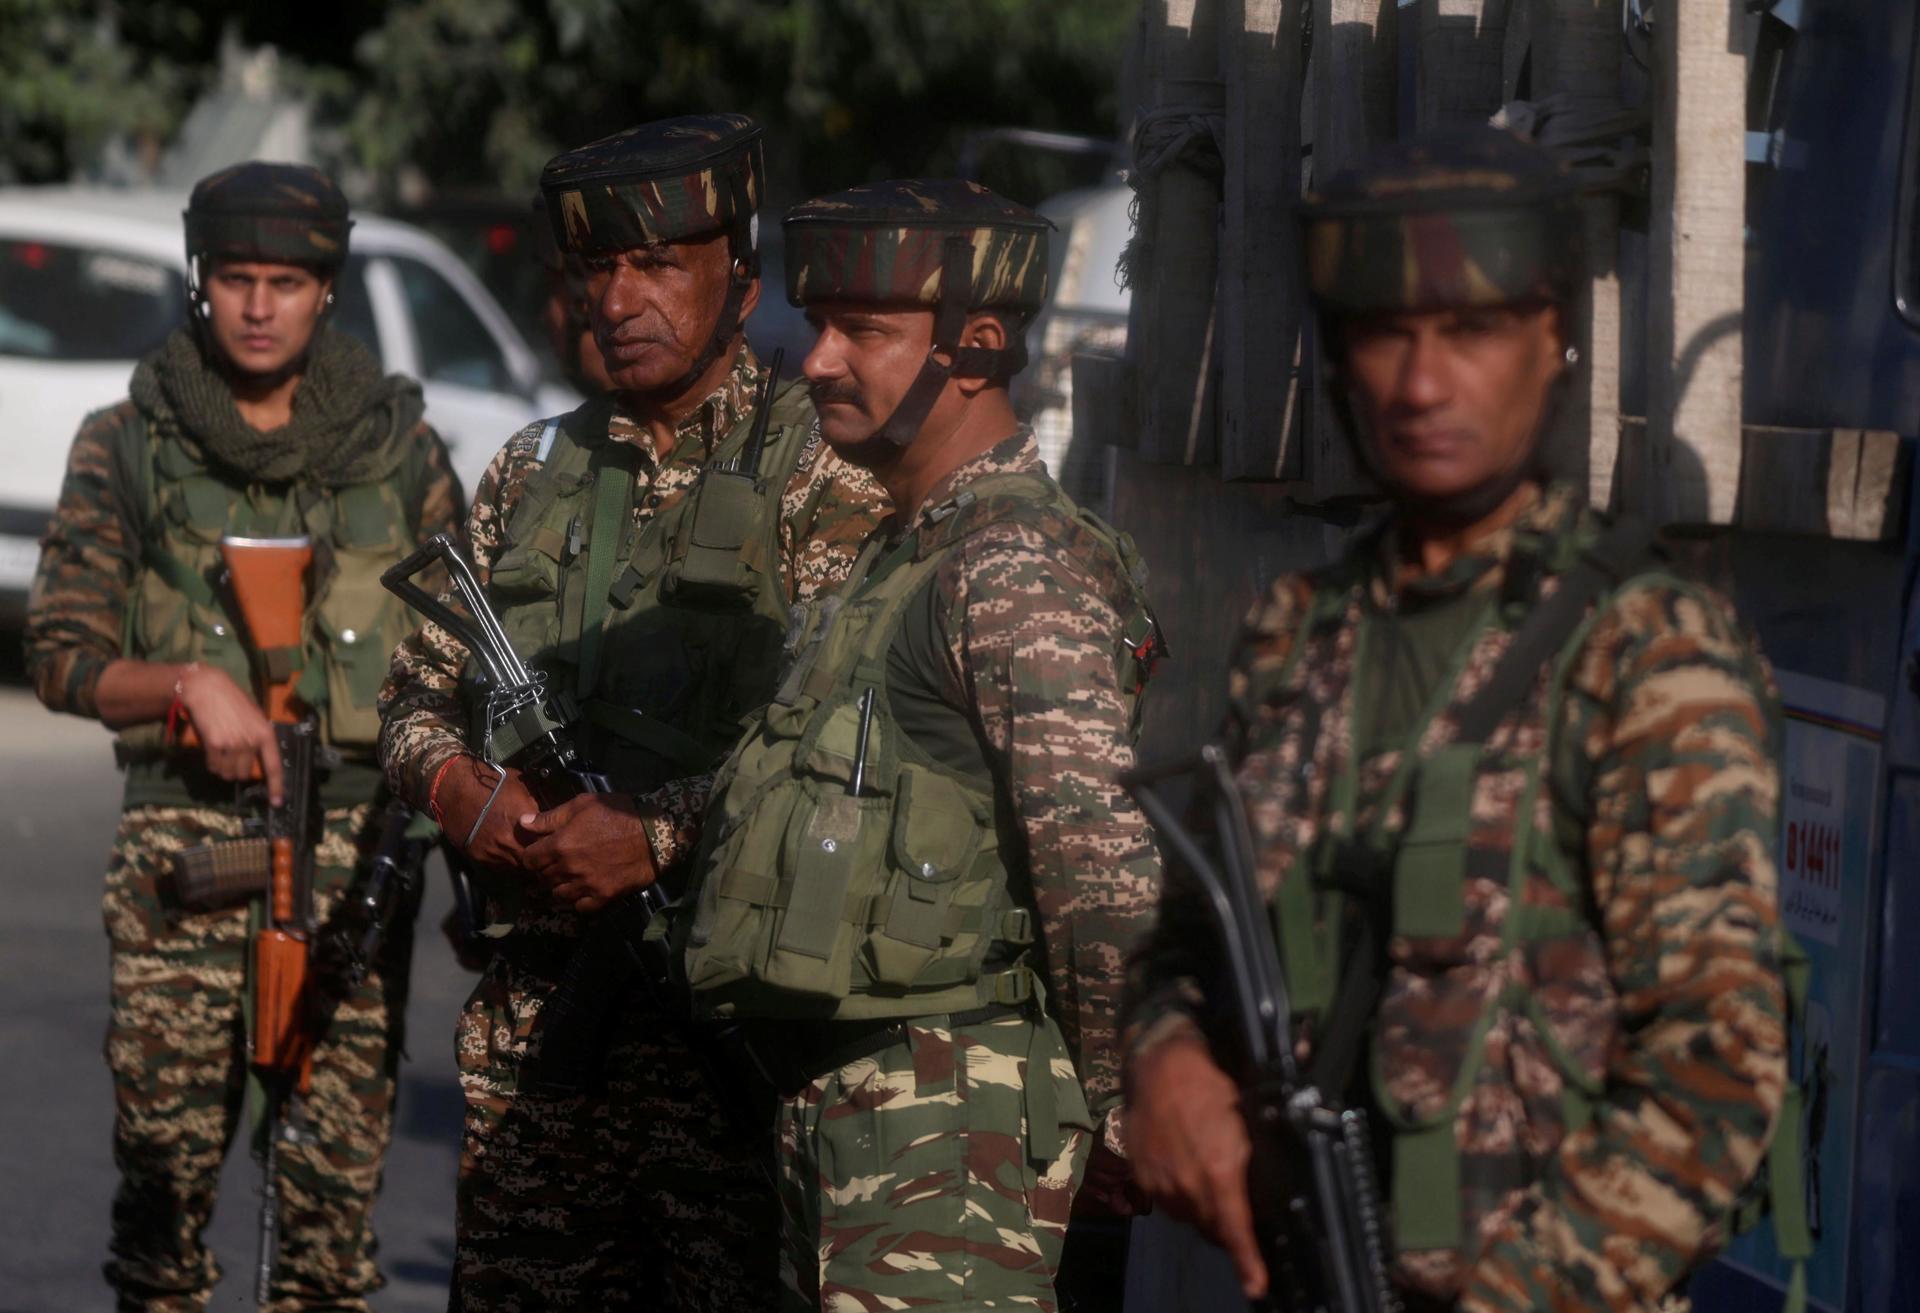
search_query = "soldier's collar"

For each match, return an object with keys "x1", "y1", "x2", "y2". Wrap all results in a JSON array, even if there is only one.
[
  {"x1": 902, "y1": 427, "x2": 1040, "y2": 535},
  {"x1": 1367, "y1": 480, "x2": 1584, "y2": 611},
  {"x1": 603, "y1": 343, "x2": 764, "y2": 464}
]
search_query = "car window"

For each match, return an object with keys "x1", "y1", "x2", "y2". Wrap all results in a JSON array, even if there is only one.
[
  {"x1": 0, "y1": 238, "x2": 180, "y2": 360},
  {"x1": 390, "y1": 255, "x2": 511, "y2": 391},
  {"x1": 330, "y1": 255, "x2": 382, "y2": 359}
]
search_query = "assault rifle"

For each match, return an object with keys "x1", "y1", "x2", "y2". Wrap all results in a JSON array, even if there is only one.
[
  {"x1": 334, "y1": 797, "x2": 432, "y2": 989},
  {"x1": 380, "y1": 532, "x2": 774, "y2": 1157},
  {"x1": 218, "y1": 535, "x2": 322, "y2": 1310},
  {"x1": 1122, "y1": 746, "x2": 1400, "y2": 1313}
]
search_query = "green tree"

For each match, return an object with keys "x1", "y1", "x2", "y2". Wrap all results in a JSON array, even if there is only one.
[{"x1": 339, "y1": 0, "x2": 1133, "y2": 204}]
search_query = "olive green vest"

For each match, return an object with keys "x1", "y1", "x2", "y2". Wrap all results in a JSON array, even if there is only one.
[
  {"x1": 112, "y1": 412, "x2": 424, "y2": 808},
  {"x1": 682, "y1": 469, "x2": 1158, "y2": 1022},
  {"x1": 480, "y1": 381, "x2": 819, "y2": 794}
]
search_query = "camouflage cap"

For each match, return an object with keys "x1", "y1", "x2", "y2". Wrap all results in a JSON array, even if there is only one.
[
  {"x1": 183, "y1": 161, "x2": 352, "y2": 270},
  {"x1": 783, "y1": 179, "x2": 1052, "y2": 311},
  {"x1": 540, "y1": 113, "x2": 762, "y2": 256},
  {"x1": 1299, "y1": 127, "x2": 1581, "y2": 315}
]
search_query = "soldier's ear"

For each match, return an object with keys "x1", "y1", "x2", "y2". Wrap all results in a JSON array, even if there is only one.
[{"x1": 961, "y1": 311, "x2": 1007, "y2": 355}]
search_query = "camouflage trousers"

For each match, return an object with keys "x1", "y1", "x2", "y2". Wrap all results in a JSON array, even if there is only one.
[
  {"x1": 451, "y1": 948, "x2": 779, "y2": 1311},
  {"x1": 776, "y1": 1012, "x2": 1093, "y2": 1311},
  {"x1": 102, "y1": 802, "x2": 411, "y2": 1313}
]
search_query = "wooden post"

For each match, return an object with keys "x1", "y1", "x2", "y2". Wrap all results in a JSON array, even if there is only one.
[
  {"x1": 1529, "y1": 0, "x2": 1624, "y2": 508},
  {"x1": 1640, "y1": 0, "x2": 1746, "y2": 525},
  {"x1": 1129, "y1": 0, "x2": 1225, "y2": 466},
  {"x1": 1414, "y1": 0, "x2": 1507, "y2": 130},
  {"x1": 1304, "y1": 0, "x2": 1396, "y2": 498},
  {"x1": 1217, "y1": 0, "x2": 1309, "y2": 480}
]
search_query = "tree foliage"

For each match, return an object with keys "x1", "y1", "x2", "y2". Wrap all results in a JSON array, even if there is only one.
[
  {"x1": 0, "y1": 0, "x2": 1132, "y2": 205},
  {"x1": 337, "y1": 0, "x2": 1132, "y2": 204}
]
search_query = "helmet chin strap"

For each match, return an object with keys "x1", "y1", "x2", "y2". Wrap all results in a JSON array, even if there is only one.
[{"x1": 872, "y1": 235, "x2": 1026, "y2": 446}]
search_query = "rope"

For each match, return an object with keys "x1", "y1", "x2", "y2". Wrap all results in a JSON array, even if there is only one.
[{"x1": 1118, "y1": 99, "x2": 1226, "y2": 291}]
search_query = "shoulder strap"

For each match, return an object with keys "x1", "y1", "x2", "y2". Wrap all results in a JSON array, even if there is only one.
[
  {"x1": 1451, "y1": 517, "x2": 1660, "y2": 745},
  {"x1": 575, "y1": 441, "x2": 640, "y2": 699},
  {"x1": 105, "y1": 405, "x2": 154, "y2": 549}
]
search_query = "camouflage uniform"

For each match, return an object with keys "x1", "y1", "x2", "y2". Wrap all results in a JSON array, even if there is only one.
[
  {"x1": 378, "y1": 117, "x2": 890, "y2": 1313},
  {"x1": 25, "y1": 164, "x2": 463, "y2": 1313},
  {"x1": 379, "y1": 352, "x2": 887, "y2": 1310},
  {"x1": 679, "y1": 182, "x2": 1162, "y2": 1311},
  {"x1": 1122, "y1": 131, "x2": 1787, "y2": 1313}
]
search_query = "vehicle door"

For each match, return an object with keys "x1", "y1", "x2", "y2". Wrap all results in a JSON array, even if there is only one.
[{"x1": 364, "y1": 246, "x2": 557, "y2": 496}]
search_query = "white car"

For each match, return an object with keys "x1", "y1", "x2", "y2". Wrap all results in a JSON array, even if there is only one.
[{"x1": 0, "y1": 187, "x2": 578, "y2": 625}]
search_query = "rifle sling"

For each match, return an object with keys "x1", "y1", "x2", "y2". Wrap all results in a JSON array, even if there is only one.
[
  {"x1": 1306, "y1": 518, "x2": 1658, "y2": 1100},
  {"x1": 575, "y1": 443, "x2": 639, "y2": 701}
]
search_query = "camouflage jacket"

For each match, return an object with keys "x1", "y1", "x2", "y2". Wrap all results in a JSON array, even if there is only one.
[
  {"x1": 377, "y1": 346, "x2": 890, "y2": 933},
  {"x1": 1122, "y1": 484, "x2": 1787, "y2": 1312},
  {"x1": 889, "y1": 430, "x2": 1161, "y2": 1120},
  {"x1": 26, "y1": 397, "x2": 462, "y2": 733}
]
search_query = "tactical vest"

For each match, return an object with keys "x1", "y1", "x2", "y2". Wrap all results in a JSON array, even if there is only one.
[
  {"x1": 480, "y1": 381, "x2": 819, "y2": 794},
  {"x1": 1241, "y1": 513, "x2": 1810, "y2": 1304},
  {"x1": 681, "y1": 470, "x2": 1159, "y2": 1023},
  {"x1": 112, "y1": 411, "x2": 423, "y2": 807}
]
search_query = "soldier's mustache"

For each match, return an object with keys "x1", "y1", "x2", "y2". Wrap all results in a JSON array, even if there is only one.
[{"x1": 808, "y1": 380, "x2": 865, "y2": 410}]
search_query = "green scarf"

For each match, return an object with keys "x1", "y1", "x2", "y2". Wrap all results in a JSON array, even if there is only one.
[{"x1": 130, "y1": 325, "x2": 425, "y2": 487}]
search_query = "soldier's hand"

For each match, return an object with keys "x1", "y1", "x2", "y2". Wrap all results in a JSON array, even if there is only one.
[
  {"x1": 177, "y1": 663, "x2": 285, "y2": 803},
  {"x1": 517, "y1": 793, "x2": 660, "y2": 913},
  {"x1": 436, "y1": 757, "x2": 538, "y2": 869},
  {"x1": 1126, "y1": 1031, "x2": 1268, "y2": 1298}
]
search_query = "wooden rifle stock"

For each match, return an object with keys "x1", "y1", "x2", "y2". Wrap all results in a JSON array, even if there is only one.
[{"x1": 221, "y1": 536, "x2": 316, "y2": 1091}]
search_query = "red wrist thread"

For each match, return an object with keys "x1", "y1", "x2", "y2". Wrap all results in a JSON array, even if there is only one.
[{"x1": 427, "y1": 755, "x2": 463, "y2": 826}]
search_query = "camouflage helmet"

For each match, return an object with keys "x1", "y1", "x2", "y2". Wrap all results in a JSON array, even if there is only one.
[
  {"x1": 784, "y1": 179, "x2": 1052, "y2": 444},
  {"x1": 783, "y1": 178, "x2": 1051, "y2": 312},
  {"x1": 540, "y1": 113, "x2": 761, "y2": 257},
  {"x1": 539, "y1": 114, "x2": 762, "y2": 397},
  {"x1": 183, "y1": 161, "x2": 352, "y2": 272},
  {"x1": 1299, "y1": 127, "x2": 1581, "y2": 317}
]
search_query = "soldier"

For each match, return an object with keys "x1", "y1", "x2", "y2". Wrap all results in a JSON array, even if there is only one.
[
  {"x1": 676, "y1": 179, "x2": 1163, "y2": 1310},
  {"x1": 1121, "y1": 129, "x2": 1788, "y2": 1313},
  {"x1": 376, "y1": 114, "x2": 888, "y2": 1310},
  {"x1": 24, "y1": 162, "x2": 463, "y2": 1311}
]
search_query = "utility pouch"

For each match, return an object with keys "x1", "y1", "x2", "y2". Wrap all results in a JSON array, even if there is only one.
[
  {"x1": 865, "y1": 768, "x2": 981, "y2": 990},
  {"x1": 762, "y1": 787, "x2": 880, "y2": 998},
  {"x1": 1393, "y1": 742, "x2": 1476, "y2": 943},
  {"x1": 664, "y1": 468, "x2": 764, "y2": 603}
]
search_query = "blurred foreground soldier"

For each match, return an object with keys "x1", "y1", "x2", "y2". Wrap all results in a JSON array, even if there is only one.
[
  {"x1": 1122, "y1": 129, "x2": 1789, "y2": 1313},
  {"x1": 677, "y1": 180, "x2": 1162, "y2": 1309},
  {"x1": 378, "y1": 115, "x2": 887, "y2": 1310},
  {"x1": 528, "y1": 191, "x2": 615, "y2": 396},
  {"x1": 24, "y1": 162, "x2": 462, "y2": 1311}
]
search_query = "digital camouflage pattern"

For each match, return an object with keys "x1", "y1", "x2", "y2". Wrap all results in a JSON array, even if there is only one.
[
  {"x1": 779, "y1": 1015, "x2": 1090, "y2": 1311},
  {"x1": 184, "y1": 161, "x2": 352, "y2": 269},
  {"x1": 775, "y1": 431, "x2": 1159, "y2": 1308},
  {"x1": 541, "y1": 113, "x2": 761, "y2": 256},
  {"x1": 376, "y1": 344, "x2": 890, "y2": 1310},
  {"x1": 1301, "y1": 127, "x2": 1581, "y2": 315},
  {"x1": 101, "y1": 802, "x2": 408, "y2": 1312},
  {"x1": 25, "y1": 385, "x2": 460, "y2": 1312},
  {"x1": 784, "y1": 179, "x2": 1052, "y2": 309},
  {"x1": 1123, "y1": 484, "x2": 1787, "y2": 1313}
]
